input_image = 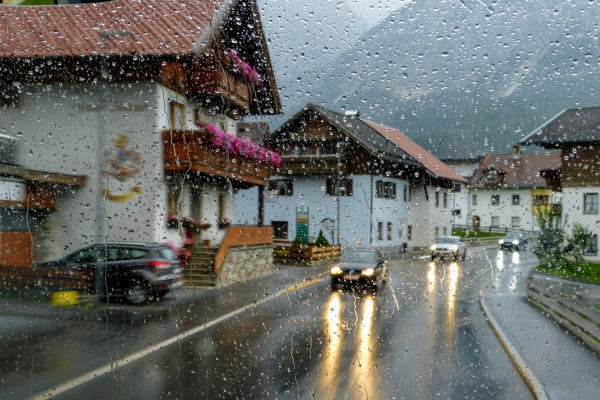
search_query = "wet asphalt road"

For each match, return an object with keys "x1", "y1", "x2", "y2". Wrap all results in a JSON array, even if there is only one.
[{"x1": 1, "y1": 248, "x2": 536, "y2": 400}]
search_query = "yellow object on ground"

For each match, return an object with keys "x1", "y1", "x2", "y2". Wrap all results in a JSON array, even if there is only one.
[{"x1": 51, "y1": 291, "x2": 79, "y2": 306}]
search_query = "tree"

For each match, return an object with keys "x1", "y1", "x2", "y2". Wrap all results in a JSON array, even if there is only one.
[
  {"x1": 534, "y1": 206, "x2": 568, "y2": 269},
  {"x1": 315, "y1": 230, "x2": 330, "y2": 247}
]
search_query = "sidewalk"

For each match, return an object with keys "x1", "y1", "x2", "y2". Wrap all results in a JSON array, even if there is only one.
[
  {"x1": 481, "y1": 262, "x2": 600, "y2": 400},
  {"x1": 0, "y1": 264, "x2": 329, "y2": 349}
]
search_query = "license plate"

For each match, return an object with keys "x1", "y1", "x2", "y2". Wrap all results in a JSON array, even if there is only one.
[{"x1": 343, "y1": 274, "x2": 360, "y2": 281}]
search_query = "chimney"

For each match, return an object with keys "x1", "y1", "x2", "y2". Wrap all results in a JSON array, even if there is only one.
[{"x1": 512, "y1": 144, "x2": 521, "y2": 159}]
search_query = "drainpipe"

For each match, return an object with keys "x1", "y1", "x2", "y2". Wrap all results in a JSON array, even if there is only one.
[
  {"x1": 369, "y1": 175, "x2": 374, "y2": 246},
  {"x1": 258, "y1": 185, "x2": 264, "y2": 226}
]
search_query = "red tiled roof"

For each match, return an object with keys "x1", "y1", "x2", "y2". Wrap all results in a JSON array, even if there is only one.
[
  {"x1": 362, "y1": 120, "x2": 468, "y2": 183},
  {"x1": 0, "y1": 0, "x2": 224, "y2": 58},
  {"x1": 469, "y1": 152, "x2": 561, "y2": 188}
]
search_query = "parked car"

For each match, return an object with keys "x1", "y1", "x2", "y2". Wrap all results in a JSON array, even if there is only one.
[
  {"x1": 430, "y1": 236, "x2": 467, "y2": 260},
  {"x1": 38, "y1": 242, "x2": 183, "y2": 305},
  {"x1": 499, "y1": 232, "x2": 528, "y2": 251},
  {"x1": 330, "y1": 248, "x2": 387, "y2": 290}
]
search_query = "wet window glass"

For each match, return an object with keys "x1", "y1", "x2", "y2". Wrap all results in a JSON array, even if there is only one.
[{"x1": 2, "y1": 1, "x2": 600, "y2": 399}]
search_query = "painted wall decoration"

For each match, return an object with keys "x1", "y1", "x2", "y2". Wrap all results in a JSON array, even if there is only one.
[{"x1": 103, "y1": 134, "x2": 143, "y2": 202}]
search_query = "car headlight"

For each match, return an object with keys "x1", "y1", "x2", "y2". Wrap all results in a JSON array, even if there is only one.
[
  {"x1": 330, "y1": 266, "x2": 343, "y2": 275},
  {"x1": 450, "y1": 245, "x2": 459, "y2": 251},
  {"x1": 512, "y1": 240, "x2": 519, "y2": 245},
  {"x1": 361, "y1": 268, "x2": 375, "y2": 277},
  {"x1": 430, "y1": 245, "x2": 437, "y2": 251},
  {"x1": 499, "y1": 239, "x2": 504, "y2": 244}
]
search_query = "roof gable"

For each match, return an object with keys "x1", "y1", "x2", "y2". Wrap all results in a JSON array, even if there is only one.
[
  {"x1": 0, "y1": 0, "x2": 280, "y2": 114},
  {"x1": 521, "y1": 107, "x2": 600, "y2": 147},
  {"x1": 273, "y1": 103, "x2": 467, "y2": 184},
  {"x1": 469, "y1": 152, "x2": 561, "y2": 188}
]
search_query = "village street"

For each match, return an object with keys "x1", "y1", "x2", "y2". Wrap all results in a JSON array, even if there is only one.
[{"x1": 1, "y1": 246, "x2": 597, "y2": 400}]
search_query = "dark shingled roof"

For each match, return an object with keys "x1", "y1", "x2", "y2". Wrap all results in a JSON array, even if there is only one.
[
  {"x1": 521, "y1": 107, "x2": 600, "y2": 148},
  {"x1": 274, "y1": 104, "x2": 467, "y2": 183},
  {"x1": 469, "y1": 152, "x2": 561, "y2": 188}
]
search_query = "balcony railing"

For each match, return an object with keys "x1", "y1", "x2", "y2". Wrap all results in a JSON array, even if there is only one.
[
  {"x1": 161, "y1": 61, "x2": 252, "y2": 113},
  {"x1": 163, "y1": 130, "x2": 271, "y2": 186}
]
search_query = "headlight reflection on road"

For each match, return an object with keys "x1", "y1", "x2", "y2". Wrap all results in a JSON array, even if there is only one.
[
  {"x1": 351, "y1": 294, "x2": 377, "y2": 398},
  {"x1": 446, "y1": 262, "x2": 460, "y2": 343},
  {"x1": 497, "y1": 251, "x2": 505, "y2": 271},
  {"x1": 427, "y1": 262, "x2": 436, "y2": 293},
  {"x1": 512, "y1": 251, "x2": 520, "y2": 265},
  {"x1": 319, "y1": 291, "x2": 343, "y2": 398}
]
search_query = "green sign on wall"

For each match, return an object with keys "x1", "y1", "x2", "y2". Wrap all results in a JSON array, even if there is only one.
[{"x1": 296, "y1": 202, "x2": 309, "y2": 243}]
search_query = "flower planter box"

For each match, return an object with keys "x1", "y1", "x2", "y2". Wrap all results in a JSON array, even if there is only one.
[{"x1": 273, "y1": 243, "x2": 342, "y2": 260}]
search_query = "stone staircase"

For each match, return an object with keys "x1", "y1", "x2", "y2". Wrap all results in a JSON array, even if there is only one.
[{"x1": 184, "y1": 247, "x2": 218, "y2": 287}]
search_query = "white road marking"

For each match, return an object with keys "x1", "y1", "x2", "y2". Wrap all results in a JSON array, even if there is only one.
[{"x1": 29, "y1": 279, "x2": 323, "y2": 400}]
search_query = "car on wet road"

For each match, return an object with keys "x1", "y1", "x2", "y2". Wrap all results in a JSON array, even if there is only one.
[
  {"x1": 430, "y1": 236, "x2": 467, "y2": 260},
  {"x1": 330, "y1": 248, "x2": 387, "y2": 289},
  {"x1": 499, "y1": 232, "x2": 528, "y2": 251},
  {"x1": 37, "y1": 242, "x2": 183, "y2": 305}
]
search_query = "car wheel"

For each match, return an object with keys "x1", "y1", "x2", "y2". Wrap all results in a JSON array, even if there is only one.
[
  {"x1": 330, "y1": 280, "x2": 338, "y2": 290},
  {"x1": 461, "y1": 251, "x2": 466, "y2": 260},
  {"x1": 127, "y1": 280, "x2": 151, "y2": 305}
]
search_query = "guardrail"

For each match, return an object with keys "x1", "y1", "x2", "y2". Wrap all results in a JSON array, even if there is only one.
[{"x1": 527, "y1": 279, "x2": 600, "y2": 357}]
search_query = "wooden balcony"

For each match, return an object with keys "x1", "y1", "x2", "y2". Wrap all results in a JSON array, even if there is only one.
[
  {"x1": 279, "y1": 154, "x2": 348, "y2": 175},
  {"x1": 163, "y1": 130, "x2": 271, "y2": 186},
  {"x1": 161, "y1": 61, "x2": 252, "y2": 114}
]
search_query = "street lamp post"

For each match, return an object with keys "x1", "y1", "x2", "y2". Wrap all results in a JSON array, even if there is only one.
[{"x1": 335, "y1": 141, "x2": 349, "y2": 245}]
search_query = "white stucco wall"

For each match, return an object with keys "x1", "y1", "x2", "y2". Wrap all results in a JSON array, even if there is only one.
[
  {"x1": 406, "y1": 184, "x2": 455, "y2": 249},
  {"x1": 468, "y1": 188, "x2": 538, "y2": 232},
  {"x1": 1, "y1": 82, "x2": 240, "y2": 260},
  {"x1": 259, "y1": 175, "x2": 409, "y2": 249},
  {"x1": 562, "y1": 187, "x2": 600, "y2": 261}
]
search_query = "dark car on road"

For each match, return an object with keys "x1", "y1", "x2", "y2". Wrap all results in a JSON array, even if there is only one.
[
  {"x1": 499, "y1": 232, "x2": 528, "y2": 251},
  {"x1": 38, "y1": 242, "x2": 183, "y2": 305},
  {"x1": 330, "y1": 248, "x2": 387, "y2": 290}
]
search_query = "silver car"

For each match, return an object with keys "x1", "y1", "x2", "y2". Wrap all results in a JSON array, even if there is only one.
[{"x1": 430, "y1": 236, "x2": 467, "y2": 260}]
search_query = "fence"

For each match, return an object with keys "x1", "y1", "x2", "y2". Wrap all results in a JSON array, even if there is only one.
[
  {"x1": 452, "y1": 224, "x2": 538, "y2": 236},
  {"x1": 273, "y1": 241, "x2": 342, "y2": 261},
  {"x1": 527, "y1": 279, "x2": 600, "y2": 357}
]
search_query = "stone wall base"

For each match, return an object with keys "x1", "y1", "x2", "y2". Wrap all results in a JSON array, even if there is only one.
[{"x1": 216, "y1": 244, "x2": 274, "y2": 287}]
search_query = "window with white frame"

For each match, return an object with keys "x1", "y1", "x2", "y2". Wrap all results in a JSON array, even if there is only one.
[
  {"x1": 387, "y1": 222, "x2": 393, "y2": 240},
  {"x1": 512, "y1": 195, "x2": 520, "y2": 205},
  {"x1": 472, "y1": 194, "x2": 478, "y2": 205},
  {"x1": 511, "y1": 217, "x2": 520, "y2": 228},
  {"x1": 326, "y1": 178, "x2": 353, "y2": 196},
  {"x1": 491, "y1": 216, "x2": 500, "y2": 227},
  {"x1": 267, "y1": 179, "x2": 293, "y2": 196},
  {"x1": 585, "y1": 234, "x2": 598, "y2": 255},
  {"x1": 375, "y1": 181, "x2": 396, "y2": 199},
  {"x1": 443, "y1": 192, "x2": 448, "y2": 208},
  {"x1": 584, "y1": 193, "x2": 598, "y2": 214},
  {"x1": 491, "y1": 194, "x2": 500, "y2": 205}
]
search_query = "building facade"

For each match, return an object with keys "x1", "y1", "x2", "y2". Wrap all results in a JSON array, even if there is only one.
[
  {"x1": 467, "y1": 146, "x2": 561, "y2": 233},
  {"x1": 521, "y1": 107, "x2": 600, "y2": 261},
  {"x1": 236, "y1": 104, "x2": 467, "y2": 252},
  {"x1": 0, "y1": 0, "x2": 281, "y2": 285}
]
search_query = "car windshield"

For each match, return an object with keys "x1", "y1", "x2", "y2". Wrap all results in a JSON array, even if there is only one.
[
  {"x1": 2, "y1": 1, "x2": 598, "y2": 399},
  {"x1": 340, "y1": 250, "x2": 379, "y2": 263},
  {"x1": 436, "y1": 237, "x2": 459, "y2": 244}
]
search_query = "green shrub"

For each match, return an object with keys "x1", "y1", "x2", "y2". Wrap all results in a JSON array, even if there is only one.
[
  {"x1": 315, "y1": 230, "x2": 330, "y2": 247},
  {"x1": 291, "y1": 236, "x2": 305, "y2": 247}
]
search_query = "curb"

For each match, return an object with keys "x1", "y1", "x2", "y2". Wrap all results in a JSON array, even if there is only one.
[{"x1": 479, "y1": 294, "x2": 548, "y2": 400}]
